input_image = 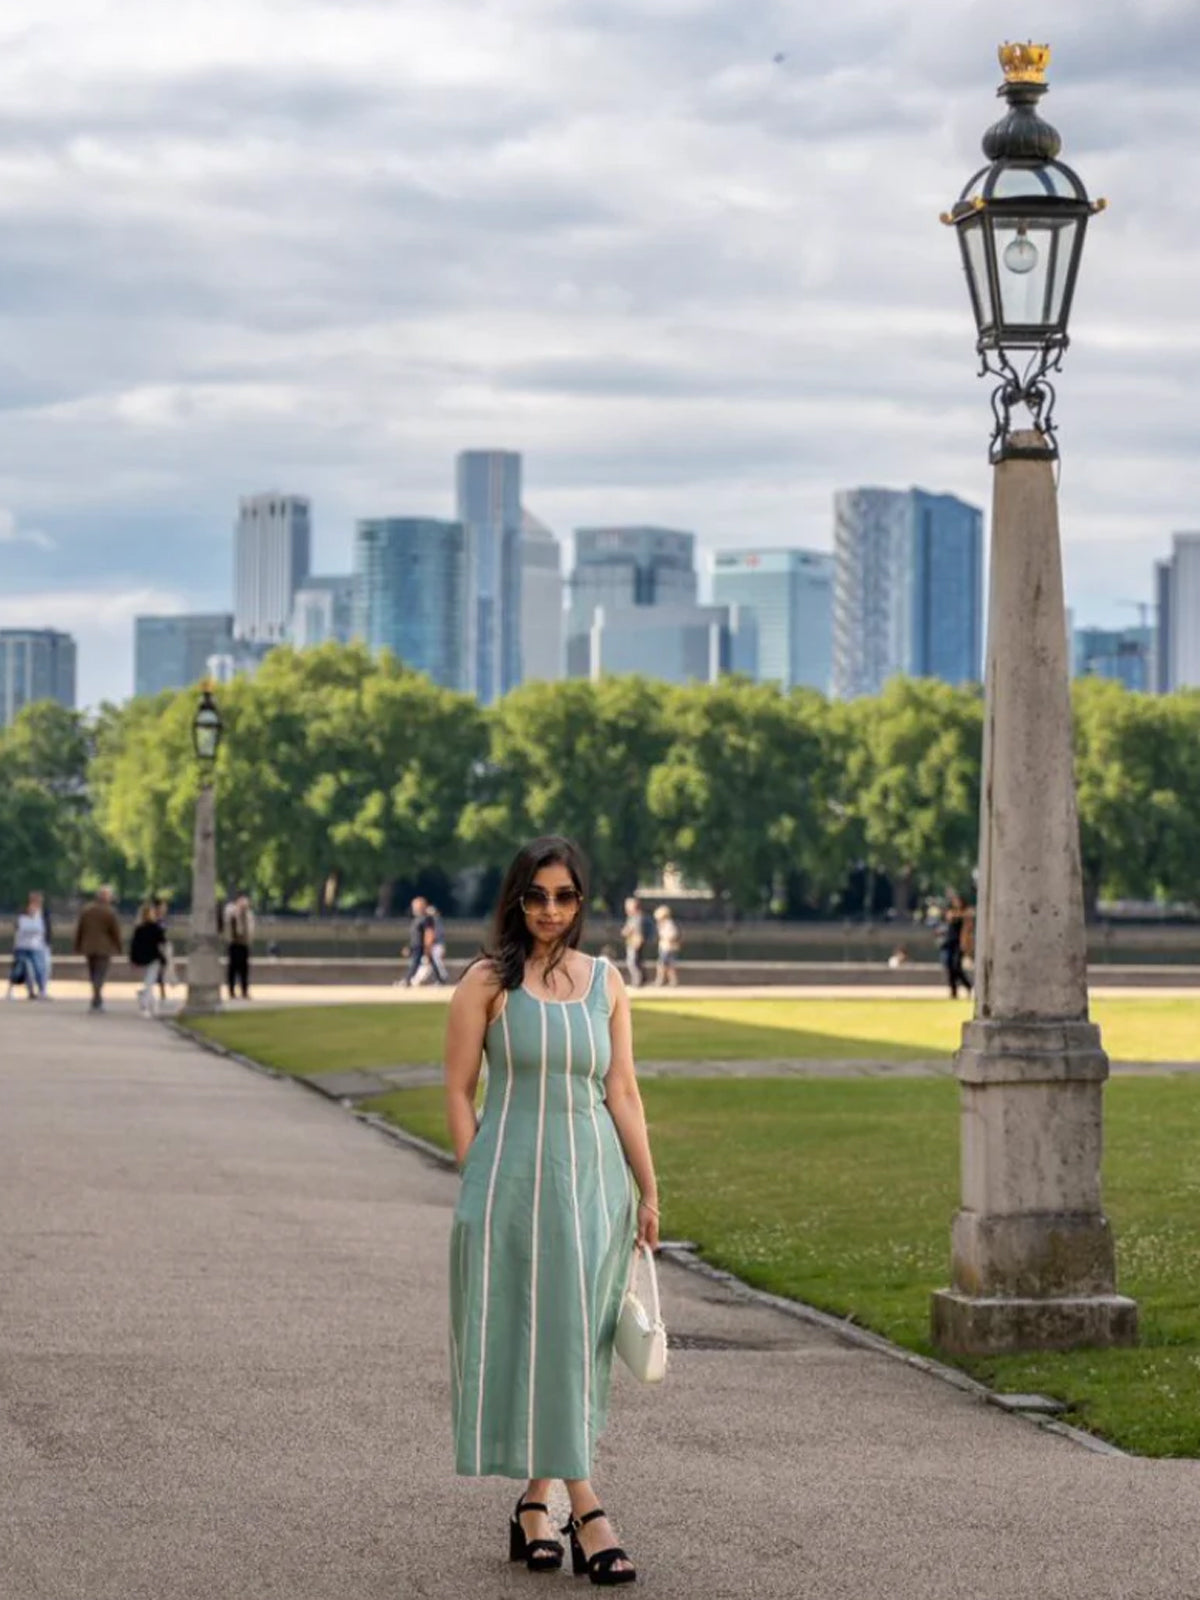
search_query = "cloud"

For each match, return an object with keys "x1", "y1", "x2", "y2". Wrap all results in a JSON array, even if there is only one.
[
  {"x1": 0, "y1": 0, "x2": 1194, "y2": 703},
  {"x1": 0, "y1": 507, "x2": 54, "y2": 550}
]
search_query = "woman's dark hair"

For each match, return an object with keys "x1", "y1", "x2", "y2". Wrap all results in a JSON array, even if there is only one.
[{"x1": 484, "y1": 836, "x2": 588, "y2": 991}]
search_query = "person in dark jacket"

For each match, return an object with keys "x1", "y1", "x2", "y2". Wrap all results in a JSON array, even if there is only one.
[
  {"x1": 73, "y1": 887, "x2": 123, "y2": 1012},
  {"x1": 130, "y1": 902, "x2": 168, "y2": 1017},
  {"x1": 939, "y1": 890, "x2": 973, "y2": 999}
]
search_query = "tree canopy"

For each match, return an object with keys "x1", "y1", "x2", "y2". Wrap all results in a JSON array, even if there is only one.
[{"x1": 2, "y1": 652, "x2": 1197, "y2": 918}]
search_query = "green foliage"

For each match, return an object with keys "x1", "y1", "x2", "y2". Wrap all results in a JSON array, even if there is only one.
[
  {"x1": 463, "y1": 677, "x2": 670, "y2": 907},
  {"x1": 4, "y1": 653, "x2": 1198, "y2": 914},
  {"x1": 649, "y1": 682, "x2": 828, "y2": 911}
]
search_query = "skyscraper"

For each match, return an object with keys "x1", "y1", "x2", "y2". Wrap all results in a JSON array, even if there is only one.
[
  {"x1": 520, "y1": 510, "x2": 563, "y2": 683},
  {"x1": 1159, "y1": 533, "x2": 1200, "y2": 690},
  {"x1": 1073, "y1": 627, "x2": 1154, "y2": 693},
  {"x1": 456, "y1": 451, "x2": 522, "y2": 703},
  {"x1": 578, "y1": 603, "x2": 757, "y2": 684},
  {"x1": 0, "y1": 629, "x2": 76, "y2": 726},
  {"x1": 289, "y1": 577, "x2": 354, "y2": 649},
  {"x1": 832, "y1": 488, "x2": 983, "y2": 699},
  {"x1": 353, "y1": 517, "x2": 469, "y2": 690},
  {"x1": 711, "y1": 549, "x2": 834, "y2": 692},
  {"x1": 1155, "y1": 560, "x2": 1172, "y2": 693},
  {"x1": 135, "y1": 613, "x2": 235, "y2": 697},
  {"x1": 568, "y1": 526, "x2": 697, "y2": 639},
  {"x1": 234, "y1": 493, "x2": 311, "y2": 644}
]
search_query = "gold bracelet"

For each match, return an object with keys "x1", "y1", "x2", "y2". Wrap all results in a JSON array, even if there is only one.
[{"x1": 638, "y1": 1199, "x2": 659, "y2": 1214}]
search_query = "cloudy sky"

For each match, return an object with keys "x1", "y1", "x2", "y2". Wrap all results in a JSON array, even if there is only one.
[{"x1": 0, "y1": 0, "x2": 1197, "y2": 704}]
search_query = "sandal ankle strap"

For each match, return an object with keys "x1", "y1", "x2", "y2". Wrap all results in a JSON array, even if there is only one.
[{"x1": 517, "y1": 1500, "x2": 550, "y2": 1516}]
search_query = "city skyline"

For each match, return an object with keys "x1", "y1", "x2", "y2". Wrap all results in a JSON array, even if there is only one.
[{"x1": 0, "y1": 5, "x2": 1196, "y2": 704}]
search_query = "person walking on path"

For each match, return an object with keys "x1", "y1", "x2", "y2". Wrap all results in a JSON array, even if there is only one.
[
  {"x1": 8, "y1": 893, "x2": 47, "y2": 1000},
  {"x1": 73, "y1": 887, "x2": 123, "y2": 1012},
  {"x1": 652, "y1": 904, "x2": 681, "y2": 988},
  {"x1": 223, "y1": 893, "x2": 255, "y2": 1000},
  {"x1": 445, "y1": 836, "x2": 660, "y2": 1586},
  {"x1": 938, "y1": 889, "x2": 973, "y2": 1000},
  {"x1": 620, "y1": 896, "x2": 646, "y2": 989},
  {"x1": 424, "y1": 904, "x2": 450, "y2": 985},
  {"x1": 129, "y1": 902, "x2": 168, "y2": 1017},
  {"x1": 402, "y1": 896, "x2": 433, "y2": 986}
]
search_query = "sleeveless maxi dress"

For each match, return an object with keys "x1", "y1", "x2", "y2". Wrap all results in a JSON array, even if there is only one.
[{"x1": 449, "y1": 956, "x2": 636, "y2": 1479}]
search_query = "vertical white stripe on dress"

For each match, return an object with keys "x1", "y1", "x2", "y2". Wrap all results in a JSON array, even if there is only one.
[
  {"x1": 561, "y1": 1001, "x2": 593, "y2": 1456},
  {"x1": 474, "y1": 1008, "x2": 515, "y2": 1474},
  {"x1": 581, "y1": 997, "x2": 612, "y2": 1249},
  {"x1": 527, "y1": 998, "x2": 550, "y2": 1477}
]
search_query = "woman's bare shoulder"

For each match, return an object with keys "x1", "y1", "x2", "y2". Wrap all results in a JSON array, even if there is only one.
[{"x1": 457, "y1": 957, "x2": 505, "y2": 999}]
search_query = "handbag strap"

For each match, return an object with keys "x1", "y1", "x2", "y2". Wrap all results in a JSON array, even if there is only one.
[{"x1": 632, "y1": 1242, "x2": 662, "y2": 1326}]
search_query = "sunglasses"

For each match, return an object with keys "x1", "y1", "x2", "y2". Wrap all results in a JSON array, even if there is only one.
[{"x1": 521, "y1": 887, "x2": 583, "y2": 912}]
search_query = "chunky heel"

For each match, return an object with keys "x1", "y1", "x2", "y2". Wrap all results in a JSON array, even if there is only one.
[
  {"x1": 510, "y1": 1498, "x2": 564, "y2": 1573},
  {"x1": 562, "y1": 1509, "x2": 636, "y2": 1586}
]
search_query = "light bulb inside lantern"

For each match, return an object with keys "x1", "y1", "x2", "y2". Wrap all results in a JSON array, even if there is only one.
[{"x1": 1003, "y1": 232, "x2": 1039, "y2": 275}]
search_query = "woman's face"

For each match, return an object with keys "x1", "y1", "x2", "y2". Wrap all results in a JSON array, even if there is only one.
[{"x1": 521, "y1": 861, "x2": 581, "y2": 944}]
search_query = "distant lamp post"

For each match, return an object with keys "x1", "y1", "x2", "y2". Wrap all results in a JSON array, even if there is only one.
[
  {"x1": 183, "y1": 686, "x2": 224, "y2": 1015},
  {"x1": 930, "y1": 44, "x2": 1138, "y2": 1355}
]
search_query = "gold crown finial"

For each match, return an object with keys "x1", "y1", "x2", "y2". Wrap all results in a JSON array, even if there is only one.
[{"x1": 999, "y1": 40, "x2": 1050, "y2": 83}]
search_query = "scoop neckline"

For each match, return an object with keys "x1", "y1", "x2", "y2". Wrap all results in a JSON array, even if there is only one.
[{"x1": 521, "y1": 954, "x2": 602, "y2": 1006}]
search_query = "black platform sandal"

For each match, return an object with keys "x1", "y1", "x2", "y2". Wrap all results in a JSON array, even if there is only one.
[
  {"x1": 562, "y1": 1508, "x2": 637, "y2": 1586},
  {"x1": 509, "y1": 1497, "x2": 564, "y2": 1572}
]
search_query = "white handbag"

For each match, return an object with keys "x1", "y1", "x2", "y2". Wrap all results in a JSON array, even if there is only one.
[{"x1": 615, "y1": 1244, "x2": 668, "y2": 1384}]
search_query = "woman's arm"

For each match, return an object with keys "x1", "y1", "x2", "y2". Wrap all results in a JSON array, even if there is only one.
[
  {"x1": 443, "y1": 963, "x2": 500, "y2": 1168},
  {"x1": 603, "y1": 968, "x2": 660, "y2": 1250}
]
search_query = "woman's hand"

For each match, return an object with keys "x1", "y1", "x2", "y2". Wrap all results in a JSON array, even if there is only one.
[{"x1": 636, "y1": 1197, "x2": 660, "y2": 1252}]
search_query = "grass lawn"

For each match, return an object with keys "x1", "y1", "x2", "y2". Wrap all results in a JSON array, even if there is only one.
[
  {"x1": 186, "y1": 995, "x2": 1200, "y2": 1077},
  {"x1": 185, "y1": 996, "x2": 1200, "y2": 1456},
  {"x1": 358, "y1": 1073, "x2": 1200, "y2": 1458}
]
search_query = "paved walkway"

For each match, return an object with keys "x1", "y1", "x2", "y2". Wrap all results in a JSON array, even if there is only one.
[{"x1": 2, "y1": 1002, "x2": 1198, "y2": 1600}]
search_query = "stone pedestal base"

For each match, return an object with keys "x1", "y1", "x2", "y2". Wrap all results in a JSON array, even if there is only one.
[{"x1": 931, "y1": 1289, "x2": 1139, "y2": 1356}]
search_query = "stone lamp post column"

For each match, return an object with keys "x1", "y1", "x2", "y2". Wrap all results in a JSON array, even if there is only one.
[
  {"x1": 930, "y1": 43, "x2": 1138, "y2": 1354},
  {"x1": 183, "y1": 687, "x2": 223, "y2": 1016}
]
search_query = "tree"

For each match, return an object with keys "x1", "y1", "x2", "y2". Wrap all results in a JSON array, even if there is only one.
[
  {"x1": 463, "y1": 678, "x2": 672, "y2": 907},
  {"x1": 648, "y1": 681, "x2": 829, "y2": 913},
  {"x1": 1072, "y1": 679, "x2": 1197, "y2": 917},
  {"x1": 838, "y1": 678, "x2": 984, "y2": 909}
]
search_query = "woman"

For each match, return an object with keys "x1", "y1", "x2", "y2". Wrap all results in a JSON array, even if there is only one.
[
  {"x1": 939, "y1": 889, "x2": 973, "y2": 1000},
  {"x1": 8, "y1": 893, "x2": 46, "y2": 1000},
  {"x1": 620, "y1": 897, "x2": 645, "y2": 989},
  {"x1": 652, "y1": 905, "x2": 681, "y2": 988},
  {"x1": 129, "y1": 901, "x2": 168, "y2": 1016},
  {"x1": 446, "y1": 837, "x2": 659, "y2": 1586}
]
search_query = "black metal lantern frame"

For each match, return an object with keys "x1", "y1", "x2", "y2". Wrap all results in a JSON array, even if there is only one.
[
  {"x1": 192, "y1": 685, "x2": 223, "y2": 769},
  {"x1": 942, "y1": 43, "x2": 1106, "y2": 463}
]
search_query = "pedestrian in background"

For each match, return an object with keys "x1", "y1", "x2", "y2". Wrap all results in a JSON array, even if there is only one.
[
  {"x1": 402, "y1": 895, "x2": 432, "y2": 986},
  {"x1": 7, "y1": 893, "x2": 46, "y2": 1000},
  {"x1": 938, "y1": 889, "x2": 973, "y2": 1000},
  {"x1": 425, "y1": 904, "x2": 450, "y2": 984},
  {"x1": 73, "y1": 887, "x2": 123, "y2": 1013},
  {"x1": 130, "y1": 901, "x2": 168, "y2": 1017},
  {"x1": 621, "y1": 895, "x2": 646, "y2": 988},
  {"x1": 154, "y1": 898, "x2": 176, "y2": 1003},
  {"x1": 653, "y1": 904, "x2": 681, "y2": 987},
  {"x1": 224, "y1": 892, "x2": 255, "y2": 1000}
]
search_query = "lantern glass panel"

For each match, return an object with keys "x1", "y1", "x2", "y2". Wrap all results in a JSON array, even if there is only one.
[
  {"x1": 993, "y1": 217, "x2": 1057, "y2": 330},
  {"x1": 991, "y1": 165, "x2": 1078, "y2": 200},
  {"x1": 194, "y1": 710, "x2": 220, "y2": 762},
  {"x1": 962, "y1": 221, "x2": 994, "y2": 332},
  {"x1": 1047, "y1": 217, "x2": 1080, "y2": 324}
]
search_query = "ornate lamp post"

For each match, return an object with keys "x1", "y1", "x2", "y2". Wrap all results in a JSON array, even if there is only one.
[
  {"x1": 183, "y1": 686, "x2": 223, "y2": 1015},
  {"x1": 930, "y1": 44, "x2": 1137, "y2": 1355}
]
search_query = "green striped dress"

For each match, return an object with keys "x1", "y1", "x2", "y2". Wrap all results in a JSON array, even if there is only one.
[{"x1": 449, "y1": 956, "x2": 636, "y2": 1479}]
